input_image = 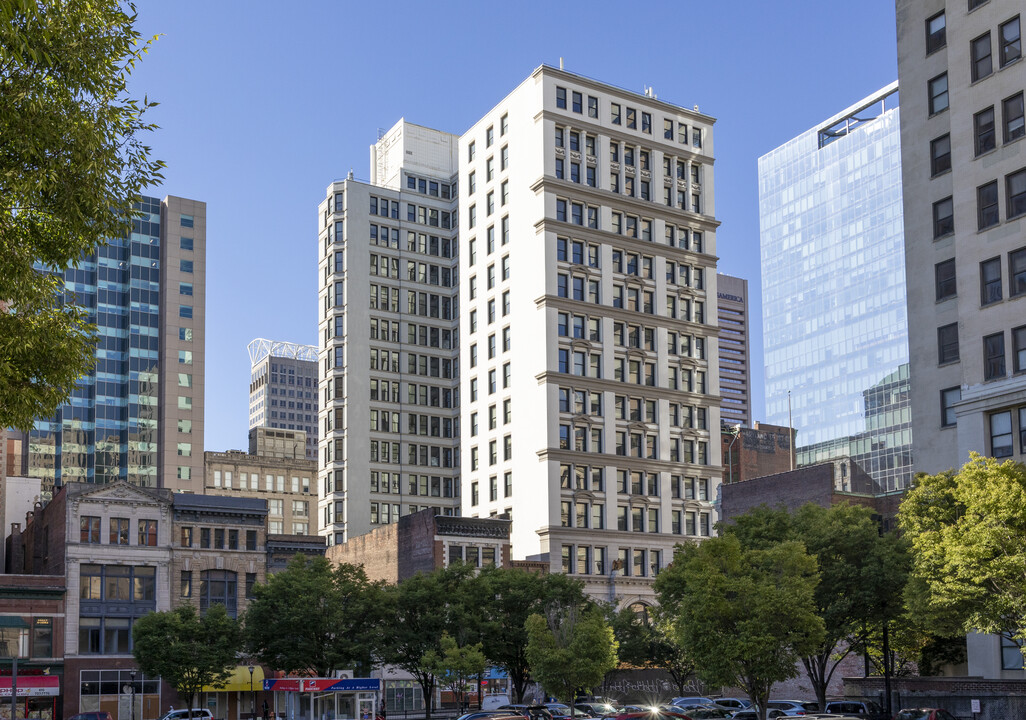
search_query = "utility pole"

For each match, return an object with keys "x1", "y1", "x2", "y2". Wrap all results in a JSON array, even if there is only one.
[{"x1": 787, "y1": 390, "x2": 794, "y2": 470}]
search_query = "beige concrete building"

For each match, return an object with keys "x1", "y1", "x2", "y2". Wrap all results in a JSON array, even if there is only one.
[
  {"x1": 716, "y1": 273, "x2": 752, "y2": 427},
  {"x1": 897, "y1": 0, "x2": 1026, "y2": 472},
  {"x1": 897, "y1": 0, "x2": 1026, "y2": 679},
  {"x1": 204, "y1": 428, "x2": 316, "y2": 535}
]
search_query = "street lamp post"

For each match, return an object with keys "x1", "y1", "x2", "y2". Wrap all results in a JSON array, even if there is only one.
[
  {"x1": 248, "y1": 665, "x2": 255, "y2": 720},
  {"x1": 130, "y1": 671, "x2": 137, "y2": 720}
]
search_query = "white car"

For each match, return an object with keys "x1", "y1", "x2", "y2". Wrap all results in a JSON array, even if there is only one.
[{"x1": 160, "y1": 711, "x2": 214, "y2": 720}]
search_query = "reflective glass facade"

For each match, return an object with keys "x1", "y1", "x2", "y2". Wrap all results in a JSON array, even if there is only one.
[
  {"x1": 30, "y1": 197, "x2": 162, "y2": 488},
  {"x1": 759, "y1": 85, "x2": 913, "y2": 491}
]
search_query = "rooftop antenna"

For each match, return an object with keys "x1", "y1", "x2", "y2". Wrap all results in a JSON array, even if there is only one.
[{"x1": 559, "y1": 57, "x2": 564, "y2": 70}]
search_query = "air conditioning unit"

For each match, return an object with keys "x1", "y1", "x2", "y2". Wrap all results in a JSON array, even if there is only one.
[{"x1": 334, "y1": 671, "x2": 353, "y2": 679}]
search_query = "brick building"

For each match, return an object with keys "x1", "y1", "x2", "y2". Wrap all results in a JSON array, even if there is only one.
[
  {"x1": 266, "y1": 533, "x2": 326, "y2": 574},
  {"x1": 325, "y1": 509, "x2": 511, "y2": 583},
  {"x1": 0, "y1": 574, "x2": 66, "y2": 719},
  {"x1": 720, "y1": 458, "x2": 895, "y2": 526},
  {"x1": 720, "y1": 422, "x2": 795, "y2": 485}
]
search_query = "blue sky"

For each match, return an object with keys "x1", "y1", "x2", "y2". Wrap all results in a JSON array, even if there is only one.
[{"x1": 132, "y1": 1, "x2": 899, "y2": 453}]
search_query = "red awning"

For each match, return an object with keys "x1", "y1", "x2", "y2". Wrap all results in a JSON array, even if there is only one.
[{"x1": 0, "y1": 676, "x2": 60, "y2": 697}]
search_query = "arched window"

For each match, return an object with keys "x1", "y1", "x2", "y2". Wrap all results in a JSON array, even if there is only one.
[
  {"x1": 199, "y1": 570, "x2": 238, "y2": 618},
  {"x1": 628, "y1": 601, "x2": 650, "y2": 626}
]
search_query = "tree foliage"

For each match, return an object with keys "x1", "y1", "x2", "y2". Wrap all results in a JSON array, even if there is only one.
[
  {"x1": 473, "y1": 566, "x2": 586, "y2": 703},
  {"x1": 132, "y1": 605, "x2": 241, "y2": 718},
  {"x1": 655, "y1": 535, "x2": 823, "y2": 720},
  {"x1": 723, "y1": 503, "x2": 909, "y2": 708},
  {"x1": 378, "y1": 563, "x2": 479, "y2": 718},
  {"x1": 422, "y1": 632, "x2": 487, "y2": 711},
  {"x1": 900, "y1": 454, "x2": 1026, "y2": 655},
  {"x1": 525, "y1": 603, "x2": 618, "y2": 704},
  {"x1": 246, "y1": 556, "x2": 386, "y2": 677},
  {"x1": 0, "y1": 0, "x2": 164, "y2": 430},
  {"x1": 604, "y1": 603, "x2": 697, "y2": 697}
]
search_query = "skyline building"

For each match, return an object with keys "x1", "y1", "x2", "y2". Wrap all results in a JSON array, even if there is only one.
[
  {"x1": 459, "y1": 66, "x2": 721, "y2": 601},
  {"x1": 27, "y1": 195, "x2": 206, "y2": 493},
  {"x1": 759, "y1": 83, "x2": 914, "y2": 492},
  {"x1": 317, "y1": 121, "x2": 462, "y2": 546},
  {"x1": 895, "y1": 0, "x2": 1025, "y2": 679},
  {"x1": 248, "y1": 338, "x2": 319, "y2": 460},
  {"x1": 897, "y1": 0, "x2": 1026, "y2": 475},
  {"x1": 716, "y1": 273, "x2": 752, "y2": 428}
]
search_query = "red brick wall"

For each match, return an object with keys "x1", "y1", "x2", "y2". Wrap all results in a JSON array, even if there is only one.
[
  {"x1": 722, "y1": 424, "x2": 795, "y2": 485},
  {"x1": 325, "y1": 522, "x2": 400, "y2": 583}
]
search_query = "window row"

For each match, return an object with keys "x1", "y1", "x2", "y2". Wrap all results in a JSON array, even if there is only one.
[
  {"x1": 405, "y1": 173, "x2": 456, "y2": 200},
  {"x1": 447, "y1": 544, "x2": 499, "y2": 568},
  {"x1": 468, "y1": 471, "x2": 514, "y2": 505},
  {"x1": 989, "y1": 405, "x2": 1026, "y2": 458},
  {"x1": 79, "y1": 564, "x2": 156, "y2": 602},
  {"x1": 466, "y1": 220, "x2": 510, "y2": 264},
  {"x1": 210, "y1": 471, "x2": 311, "y2": 494},
  {"x1": 969, "y1": 16, "x2": 1021, "y2": 83},
  {"x1": 975, "y1": 168, "x2": 1026, "y2": 230},
  {"x1": 561, "y1": 500, "x2": 605, "y2": 529},
  {"x1": 468, "y1": 399, "x2": 514, "y2": 435},
  {"x1": 180, "y1": 526, "x2": 259, "y2": 551},
  {"x1": 468, "y1": 435, "x2": 513, "y2": 470},
  {"x1": 80, "y1": 516, "x2": 157, "y2": 547},
  {"x1": 938, "y1": 323, "x2": 1026, "y2": 381}
]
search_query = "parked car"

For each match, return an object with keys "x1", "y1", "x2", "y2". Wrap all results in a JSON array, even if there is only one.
[
  {"x1": 671, "y1": 699, "x2": 714, "y2": 709},
  {"x1": 483, "y1": 697, "x2": 513, "y2": 711},
  {"x1": 575, "y1": 704, "x2": 619, "y2": 718},
  {"x1": 458, "y1": 713, "x2": 527, "y2": 720},
  {"x1": 545, "y1": 704, "x2": 592, "y2": 719},
  {"x1": 497, "y1": 706, "x2": 555, "y2": 720},
  {"x1": 731, "y1": 711, "x2": 788, "y2": 720},
  {"x1": 159, "y1": 711, "x2": 214, "y2": 720},
  {"x1": 68, "y1": 713, "x2": 114, "y2": 720},
  {"x1": 893, "y1": 711, "x2": 958, "y2": 720},
  {"x1": 610, "y1": 712, "x2": 691, "y2": 720},
  {"x1": 711, "y1": 699, "x2": 752, "y2": 711},
  {"x1": 823, "y1": 701, "x2": 886, "y2": 720},
  {"x1": 767, "y1": 700, "x2": 820, "y2": 715},
  {"x1": 682, "y1": 710, "x2": 732, "y2": 720}
]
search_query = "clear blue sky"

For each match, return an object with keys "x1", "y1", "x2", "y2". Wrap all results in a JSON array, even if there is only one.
[{"x1": 131, "y1": 1, "x2": 899, "y2": 454}]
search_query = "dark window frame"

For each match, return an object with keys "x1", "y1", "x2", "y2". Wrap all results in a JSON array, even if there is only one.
[
  {"x1": 926, "y1": 10, "x2": 947, "y2": 54},
  {"x1": 1007, "y1": 168, "x2": 1026, "y2": 219},
  {"x1": 933, "y1": 196, "x2": 954, "y2": 238},
  {"x1": 935, "y1": 258, "x2": 957, "y2": 300},
  {"x1": 1004, "y1": 92, "x2": 1025, "y2": 142},
  {"x1": 929, "y1": 73, "x2": 949, "y2": 115},
  {"x1": 999, "y1": 16, "x2": 1021, "y2": 67},
  {"x1": 971, "y1": 32, "x2": 993, "y2": 82},
  {"x1": 938, "y1": 323, "x2": 960, "y2": 364},
  {"x1": 978, "y1": 180, "x2": 1000, "y2": 229},
  {"x1": 1010, "y1": 248, "x2": 1026, "y2": 297},
  {"x1": 975, "y1": 106, "x2": 997, "y2": 155},
  {"x1": 931, "y1": 134, "x2": 951, "y2": 176},
  {"x1": 981, "y1": 256, "x2": 1003, "y2": 304},
  {"x1": 940, "y1": 386, "x2": 961, "y2": 427},
  {"x1": 984, "y1": 332, "x2": 1007, "y2": 380}
]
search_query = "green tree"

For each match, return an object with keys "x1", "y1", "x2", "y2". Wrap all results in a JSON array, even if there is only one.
[
  {"x1": 246, "y1": 556, "x2": 386, "y2": 677},
  {"x1": 656, "y1": 535, "x2": 824, "y2": 720},
  {"x1": 649, "y1": 613, "x2": 698, "y2": 698},
  {"x1": 474, "y1": 567, "x2": 586, "y2": 702},
  {"x1": 422, "y1": 632, "x2": 487, "y2": 712},
  {"x1": 900, "y1": 453, "x2": 1026, "y2": 657},
  {"x1": 132, "y1": 605, "x2": 241, "y2": 718},
  {"x1": 525, "y1": 603, "x2": 618, "y2": 704},
  {"x1": 725, "y1": 503, "x2": 909, "y2": 709},
  {"x1": 0, "y1": 0, "x2": 163, "y2": 430},
  {"x1": 604, "y1": 603, "x2": 698, "y2": 697},
  {"x1": 378, "y1": 563, "x2": 478, "y2": 718}
]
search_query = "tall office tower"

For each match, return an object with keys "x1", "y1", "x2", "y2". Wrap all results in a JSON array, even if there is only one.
[
  {"x1": 760, "y1": 84, "x2": 914, "y2": 492},
  {"x1": 716, "y1": 273, "x2": 752, "y2": 427},
  {"x1": 897, "y1": 0, "x2": 1026, "y2": 472},
  {"x1": 248, "y1": 338, "x2": 319, "y2": 460},
  {"x1": 460, "y1": 66, "x2": 721, "y2": 601},
  {"x1": 317, "y1": 121, "x2": 462, "y2": 546},
  {"x1": 28, "y1": 195, "x2": 205, "y2": 492}
]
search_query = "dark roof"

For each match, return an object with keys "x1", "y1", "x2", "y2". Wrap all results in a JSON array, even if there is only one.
[{"x1": 173, "y1": 493, "x2": 267, "y2": 515}]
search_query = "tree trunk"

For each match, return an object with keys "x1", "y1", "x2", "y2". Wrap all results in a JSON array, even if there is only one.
[{"x1": 882, "y1": 622, "x2": 892, "y2": 717}]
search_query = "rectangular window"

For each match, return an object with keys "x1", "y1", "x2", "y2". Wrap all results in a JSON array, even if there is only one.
[
  {"x1": 926, "y1": 11, "x2": 946, "y2": 53},
  {"x1": 981, "y1": 256, "x2": 1003, "y2": 304},
  {"x1": 991, "y1": 411, "x2": 1014, "y2": 457},
  {"x1": 938, "y1": 323, "x2": 959, "y2": 364},
  {"x1": 940, "y1": 386, "x2": 961, "y2": 427},
  {"x1": 1011, "y1": 249, "x2": 1026, "y2": 297},
  {"x1": 985, "y1": 332, "x2": 1006, "y2": 380},
  {"x1": 1008, "y1": 168, "x2": 1026, "y2": 219},
  {"x1": 109, "y1": 518, "x2": 129, "y2": 545},
  {"x1": 1005, "y1": 93, "x2": 1025, "y2": 142},
  {"x1": 1014, "y1": 325, "x2": 1026, "y2": 373},
  {"x1": 972, "y1": 32, "x2": 993, "y2": 81},
  {"x1": 80, "y1": 516, "x2": 100, "y2": 544},
  {"x1": 975, "y1": 107, "x2": 997, "y2": 155},
  {"x1": 588, "y1": 95, "x2": 598, "y2": 118},
  {"x1": 933, "y1": 196, "x2": 954, "y2": 238},
  {"x1": 929, "y1": 73, "x2": 949, "y2": 114},
  {"x1": 931, "y1": 134, "x2": 951, "y2": 176},
  {"x1": 556, "y1": 86, "x2": 567, "y2": 109},
  {"x1": 936, "y1": 259, "x2": 957, "y2": 300},
  {"x1": 979, "y1": 181, "x2": 1000, "y2": 229},
  {"x1": 1000, "y1": 16, "x2": 1021, "y2": 67},
  {"x1": 572, "y1": 91, "x2": 582, "y2": 113},
  {"x1": 611, "y1": 103, "x2": 621, "y2": 124}
]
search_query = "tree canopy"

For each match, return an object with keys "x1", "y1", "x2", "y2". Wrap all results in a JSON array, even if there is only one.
[
  {"x1": 525, "y1": 603, "x2": 618, "y2": 704},
  {"x1": 656, "y1": 534, "x2": 823, "y2": 720},
  {"x1": 0, "y1": 0, "x2": 164, "y2": 430},
  {"x1": 132, "y1": 605, "x2": 241, "y2": 717},
  {"x1": 422, "y1": 632, "x2": 487, "y2": 712},
  {"x1": 900, "y1": 453, "x2": 1026, "y2": 655},
  {"x1": 246, "y1": 556, "x2": 386, "y2": 677},
  {"x1": 473, "y1": 566, "x2": 586, "y2": 702}
]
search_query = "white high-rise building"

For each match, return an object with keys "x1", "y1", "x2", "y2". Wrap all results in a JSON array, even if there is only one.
[
  {"x1": 459, "y1": 66, "x2": 721, "y2": 601},
  {"x1": 317, "y1": 121, "x2": 462, "y2": 546}
]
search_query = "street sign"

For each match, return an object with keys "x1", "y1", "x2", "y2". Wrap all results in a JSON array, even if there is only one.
[{"x1": 971, "y1": 699, "x2": 981, "y2": 713}]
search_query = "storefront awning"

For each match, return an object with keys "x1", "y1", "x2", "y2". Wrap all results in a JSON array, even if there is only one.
[
  {"x1": 201, "y1": 665, "x2": 266, "y2": 693},
  {"x1": 0, "y1": 676, "x2": 60, "y2": 697}
]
